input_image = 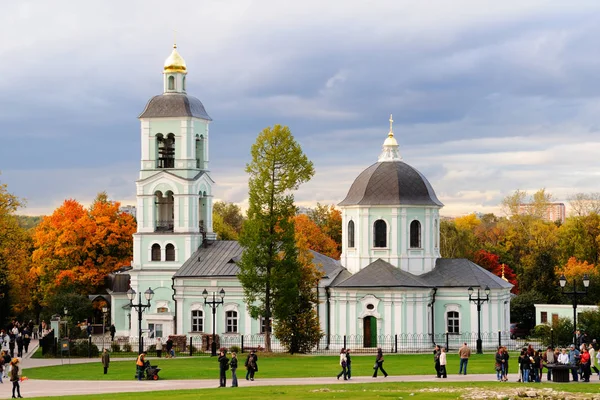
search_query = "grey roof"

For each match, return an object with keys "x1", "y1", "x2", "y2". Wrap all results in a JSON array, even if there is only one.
[
  {"x1": 333, "y1": 259, "x2": 429, "y2": 288},
  {"x1": 338, "y1": 161, "x2": 443, "y2": 207},
  {"x1": 421, "y1": 258, "x2": 513, "y2": 290},
  {"x1": 106, "y1": 273, "x2": 130, "y2": 293},
  {"x1": 174, "y1": 240, "x2": 242, "y2": 278},
  {"x1": 139, "y1": 94, "x2": 212, "y2": 120},
  {"x1": 331, "y1": 258, "x2": 513, "y2": 290}
]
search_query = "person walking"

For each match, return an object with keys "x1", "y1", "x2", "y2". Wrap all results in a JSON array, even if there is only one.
[
  {"x1": 345, "y1": 349, "x2": 352, "y2": 380},
  {"x1": 109, "y1": 325, "x2": 116, "y2": 341},
  {"x1": 101, "y1": 348, "x2": 110, "y2": 374},
  {"x1": 458, "y1": 342, "x2": 471, "y2": 375},
  {"x1": 22, "y1": 329, "x2": 30, "y2": 355},
  {"x1": 245, "y1": 350, "x2": 258, "y2": 381},
  {"x1": 336, "y1": 348, "x2": 347, "y2": 380},
  {"x1": 372, "y1": 347, "x2": 388, "y2": 378},
  {"x1": 433, "y1": 345, "x2": 441, "y2": 378},
  {"x1": 589, "y1": 342, "x2": 599, "y2": 378},
  {"x1": 9, "y1": 358, "x2": 22, "y2": 398},
  {"x1": 156, "y1": 338, "x2": 162, "y2": 358},
  {"x1": 218, "y1": 350, "x2": 229, "y2": 388},
  {"x1": 136, "y1": 351, "x2": 147, "y2": 381},
  {"x1": 495, "y1": 346, "x2": 504, "y2": 381},
  {"x1": 230, "y1": 352, "x2": 238, "y2": 387},
  {"x1": 439, "y1": 347, "x2": 447, "y2": 378},
  {"x1": 501, "y1": 346, "x2": 510, "y2": 382},
  {"x1": 166, "y1": 338, "x2": 174, "y2": 358}
]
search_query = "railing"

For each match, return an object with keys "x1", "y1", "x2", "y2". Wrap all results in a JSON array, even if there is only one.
[
  {"x1": 155, "y1": 220, "x2": 174, "y2": 232},
  {"x1": 44, "y1": 332, "x2": 545, "y2": 357}
]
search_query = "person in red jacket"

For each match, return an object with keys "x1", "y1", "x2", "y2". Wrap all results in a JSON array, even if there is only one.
[{"x1": 580, "y1": 347, "x2": 591, "y2": 382}]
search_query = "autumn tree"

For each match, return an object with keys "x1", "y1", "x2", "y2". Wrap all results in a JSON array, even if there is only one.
[
  {"x1": 568, "y1": 193, "x2": 600, "y2": 217},
  {"x1": 556, "y1": 257, "x2": 600, "y2": 305},
  {"x1": 237, "y1": 125, "x2": 315, "y2": 352},
  {"x1": 32, "y1": 193, "x2": 136, "y2": 306},
  {"x1": 307, "y1": 203, "x2": 342, "y2": 254},
  {"x1": 213, "y1": 201, "x2": 245, "y2": 240},
  {"x1": 557, "y1": 214, "x2": 600, "y2": 265},
  {"x1": 473, "y1": 250, "x2": 519, "y2": 294},
  {"x1": 294, "y1": 214, "x2": 340, "y2": 259},
  {"x1": 0, "y1": 177, "x2": 33, "y2": 323},
  {"x1": 440, "y1": 218, "x2": 479, "y2": 259}
]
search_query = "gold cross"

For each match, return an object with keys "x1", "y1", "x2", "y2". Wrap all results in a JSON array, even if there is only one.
[
  {"x1": 173, "y1": 29, "x2": 177, "y2": 48},
  {"x1": 389, "y1": 114, "x2": 393, "y2": 133}
]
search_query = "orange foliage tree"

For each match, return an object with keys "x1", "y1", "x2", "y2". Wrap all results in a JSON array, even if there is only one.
[
  {"x1": 294, "y1": 214, "x2": 340, "y2": 259},
  {"x1": 31, "y1": 193, "x2": 136, "y2": 305},
  {"x1": 473, "y1": 249, "x2": 519, "y2": 294}
]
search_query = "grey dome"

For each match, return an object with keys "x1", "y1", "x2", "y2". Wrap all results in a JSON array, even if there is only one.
[
  {"x1": 338, "y1": 161, "x2": 443, "y2": 207},
  {"x1": 139, "y1": 94, "x2": 212, "y2": 120}
]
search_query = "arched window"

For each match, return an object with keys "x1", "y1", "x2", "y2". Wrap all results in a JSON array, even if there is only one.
[
  {"x1": 410, "y1": 220, "x2": 421, "y2": 248},
  {"x1": 155, "y1": 191, "x2": 174, "y2": 232},
  {"x1": 226, "y1": 311, "x2": 238, "y2": 333},
  {"x1": 165, "y1": 244, "x2": 175, "y2": 261},
  {"x1": 151, "y1": 244, "x2": 161, "y2": 261},
  {"x1": 434, "y1": 219, "x2": 438, "y2": 248},
  {"x1": 182, "y1": 76, "x2": 186, "y2": 91},
  {"x1": 157, "y1": 133, "x2": 175, "y2": 168},
  {"x1": 447, "y1": 311, "x2": 459, "y2": 334},
  {"x1": 168, "y1": 75, "x2": 175, "y2": 90},
  {"x1": 191, "y1": 310, "x2": 203, "y2": 332},
  {"x1": 373, "y1": 219, "x2": 387, "y2": 248},
  {"x1": 195, "y1": 135, "x2": 203, "y2": 169},
  {"x1": 348, "y1": 220, "x2": 355, "y2": 248}
]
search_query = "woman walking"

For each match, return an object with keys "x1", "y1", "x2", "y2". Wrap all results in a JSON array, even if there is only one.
[
  {"x1": 433, "y1": 345, "x2": 441, "y2": 378},
  {"x1": 218, "y1": 350, "x2": 229, "y2": 388},
  {"x1": 495, "y1": 346, "x2": 504, "y2": 381},
  {"x1": 501, "y1": 346, "x2": 510, "y2": 381},
  {"x1": 10, "y1": 358, "x2": 22, "y2": 398},
  {"x1": 439, "y1": 347, "x2": 447, "y2": 378},
  {"x1": 372, "y1": 348, "x2": 388, "y2": 378},
  {"x1": 336, "y1": 348, "x2": 347, "y2": 380},
  {"x1": 245, "y1": 350, "x2": 258, "y2": 381}
]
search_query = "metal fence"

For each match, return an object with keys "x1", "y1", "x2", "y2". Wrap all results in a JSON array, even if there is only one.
[{"x1": 55, "y1": 331, "x2": 543, "y2": 357}]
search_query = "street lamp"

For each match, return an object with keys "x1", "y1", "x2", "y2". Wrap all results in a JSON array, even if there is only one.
[
  {"x1": 203, "y1": 288, "x2": 225, "y2": 357},
  {"x1": 102, "y1": 306, "x2": 108, "y2": 349},
  {"x1": 127, "y1": 287, "x2": 155, "y2": 354},
  {"x1": 559, "y1": 274, "x2": 590, "y2": 345},
  {"x1": 63, "y1": 307, "x2": 69, "y2": 338},
  {"x1": 468, "y1": 285, "x2": 490, "y2": 354}
]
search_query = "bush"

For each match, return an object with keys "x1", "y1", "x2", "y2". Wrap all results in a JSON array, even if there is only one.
[
  {"x1": 229, "y1": 345, "x2": 241, "y2": 354},
  {"x1": 69, "y1": 340, "x2": 100, "y2": 357},
  {"x1": 531, "y1": 317, "x2": 574, "y2": 348},
  {"x1": 110, "y1": 342, "x2": 121, "y2": 353},
  {"x1": 123, "y1": 343, "x2": 132, "y2": 353}
]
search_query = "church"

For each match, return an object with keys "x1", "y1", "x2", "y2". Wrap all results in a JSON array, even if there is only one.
[{"x1": 108, "y1": 45, "x2": 513, "y2": 348}]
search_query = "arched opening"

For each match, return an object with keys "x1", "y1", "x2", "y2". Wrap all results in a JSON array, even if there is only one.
[
  {"x1": 195, "y1": 134, "x2": 203, "y2": 169},
  {"x1": 410, "y1": 220, "x2": 421, "y2": 248},
  {"x1": 165, "y1": 243, "x2": 175, "y2": 261},
  {"x1": 434, "y1": 219, "x2": 438, "y2": 248},
  {"x1": 182, "y1": 76, "x2": 186, "y2": 91},
  {"x1": 198, "y1": 190, "x2": 207, "y2": 233},
  {"x1": 348, "y1": 220, "x2": 355, "y2": 248},
  {"x1": 363, "y1": 316, "x2": 377, "y2": 348},
  {"x1": 168, "y1": 75, "x2": 175, "y2": 90},
  {"x1": 151, "y1": 244, "x2": 161, "y2": 261},
  {"x1": 157, "y1": 133, "x2": 175, "y2": 168},
  {"x1": 155, "y1": 190, "x2": 174, "y2": 232},
  {"x1": 373, "y1": 219, "x2": 387, "y2": 248}
]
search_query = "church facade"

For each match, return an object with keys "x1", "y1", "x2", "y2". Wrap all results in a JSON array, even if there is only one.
[{"x1": 109, "y1": 46, "x2": 513, "y2": 347}]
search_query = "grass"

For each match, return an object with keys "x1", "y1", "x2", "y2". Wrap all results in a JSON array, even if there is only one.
[
  {"x1": 19, "y1": 382, "x2": 600, "y2": 400},
  {"x1": 26, "y1": 353, "x2": 517, "y2": 380}
]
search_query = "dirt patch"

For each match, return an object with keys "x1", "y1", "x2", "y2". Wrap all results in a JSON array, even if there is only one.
[{"x1": 418, "y1": 386, "x2": 600, "y2": 400}]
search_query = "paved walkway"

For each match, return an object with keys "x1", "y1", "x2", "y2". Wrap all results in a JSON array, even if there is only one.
[{"x1": 1, "y1": 344, "x2": 596, "y2": 399}]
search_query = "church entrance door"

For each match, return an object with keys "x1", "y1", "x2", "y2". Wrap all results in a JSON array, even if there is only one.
[{"x1": 363, "y1": 316, "x2": 377, "y2": 348}]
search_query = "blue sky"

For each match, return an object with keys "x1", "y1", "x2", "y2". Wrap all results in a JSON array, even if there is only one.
[{"x1": 2, "y1": 0, "x2": 600, "y2": 216}]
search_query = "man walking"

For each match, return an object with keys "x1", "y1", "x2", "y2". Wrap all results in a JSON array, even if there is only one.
[{"x1": 458, "y1": 342, "x2": 471, "y2": 375}]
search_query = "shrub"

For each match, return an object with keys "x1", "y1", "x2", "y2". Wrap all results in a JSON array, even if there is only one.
[
  {"x1": 70, "y1": 340, "x2": 100, "y2": 357},
  {"x1": 110, "y1": 342, "x2": 121, "y2": 353},
  {"x1": 123, "y1": 343, "x2": 132, "y2": 353},
  {"x1": 229, "y1": 345, "x2": 241, "y2": 354},
  {"x1": 531, "y1": 318, "x2": 574, "y2": 348}
]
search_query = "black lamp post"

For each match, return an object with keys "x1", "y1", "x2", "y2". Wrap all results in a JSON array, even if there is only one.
[
  {"x1": 468, "y1": 285, "x2": 490, "y2": 354},
  {"x1": 127, "y1": 287, "x2": 155, "y2": 354},
  {"x1": 559, "y1": 274, "x2": 590, "y2": 345},
  {"x1": 203, "y1": 288, "x2": 225, "y2": 357},
  {"x1": 63, "y1": 307, "x2": 69, "y2": 338},
  {"x1": 102, "y1": 306, "x2": 108, "y2": 349}
]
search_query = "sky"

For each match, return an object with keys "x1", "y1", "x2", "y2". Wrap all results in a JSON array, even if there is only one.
[{"x1": 2, "y1": 0, "x2": 600, "y2": 217}]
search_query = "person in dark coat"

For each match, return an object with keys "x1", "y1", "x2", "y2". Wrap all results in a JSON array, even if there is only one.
[
  {"x1": 101, "y1": 349, "x2": 110, "y2": 374},
  {"x1": 166, "y1": 338, "x2": 174, "y2": 358},
  {"x1": 345, "y1": 348, "x2": 352, "y2": 379},
  {"x1": 245, "y1": 350, "x2": 258, "y2": 381},
  {"x1": 16, "y1": 335, "x2": 23, "y2": 358},
  {"x1": 218, "y1": 351, "x2": 229, "y2": 388},
  {"x1": 22, "y1": 329, "x2": 31, "y2": 354},
  {"x1": 372, "y1": 347, "x2": 388, "y2": 378},
  {"x1": 433, "y1": 345, "x2": 441, "y2": 378},
  {"x1": 8, "y1": 335, "x2": 15, "y2": 358},
  {"x1": 230, "y1": 352, "x2": 238, "y2": 387},
  {"x1": 10, "y1": 358, "x2": 22, "y2": 398},
  {"x1": 109, "y1": 325, "x2": 116, "y2": 341}
]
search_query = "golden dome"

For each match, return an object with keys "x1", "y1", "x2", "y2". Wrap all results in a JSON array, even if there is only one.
[{"x1": 164, "y1": 44, "x2": 187, "y2": 74}]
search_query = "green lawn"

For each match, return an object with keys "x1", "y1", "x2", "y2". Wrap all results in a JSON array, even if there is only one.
[
  {"x1": 26, "y1": 353, "x2": 511, "y2": 380},
  {"x1": 19, "y1": 382, "x2": 600, "y2": 400}
]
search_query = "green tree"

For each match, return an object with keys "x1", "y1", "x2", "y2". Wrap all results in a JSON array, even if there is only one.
[
  {"x1": 213, "y1": 201, "x2": 245, "y2": 237},
  {"x1": 439, "y1": 219, "x2": 478, "y2": 258},
  {"x1": 237, "y1": 125, "x2": 315, "y2": 352}
]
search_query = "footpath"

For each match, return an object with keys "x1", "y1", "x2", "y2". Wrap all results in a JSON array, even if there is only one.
[{"x1": 1, "y1": 341, "x2": 597, "y2": 399}]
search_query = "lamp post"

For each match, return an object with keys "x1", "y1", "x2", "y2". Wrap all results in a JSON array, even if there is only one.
[
  {"x1": 468, "y1": 285, "x2": 490, "y2": 354},
  {"x1": 63, "y1": 307, "x2": 69, "y2": 338},
  {"x1": 102, "y1": 306, "x2": 108, "y2": 349},
  {"x1": 203, "y1": 288, "x2": 225, "y2": 357},
  {"x1": 559, "y1": 274, "x2": 590, "y2": 345},
  {"x1": 127, "y1": 287, "x2": 155, "y2": 354}
]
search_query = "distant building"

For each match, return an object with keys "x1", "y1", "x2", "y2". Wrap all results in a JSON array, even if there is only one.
[
  {"x1": 296, "y1": 206, "x2": 312, "y2": 216},
  {"x1": 119, "y1": 205, "x2": 137, "y2": 219},
  {"x1": 518, "y1": 202, "x2": 565, "y2": 223},
  {"x1": 535, "y1": 304, "x2": 598, "y2": 326}
]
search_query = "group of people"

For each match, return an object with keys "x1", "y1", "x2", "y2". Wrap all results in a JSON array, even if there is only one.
[
  {"x1": 0, "y1": 321, "x2": 35, "y2": 359},
  {"x1": 217, "y1": 349, "x2": 258, "y2": 388},
  {"x1": 335, "y1": 347, "x2": 388, "y2": 380}
]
